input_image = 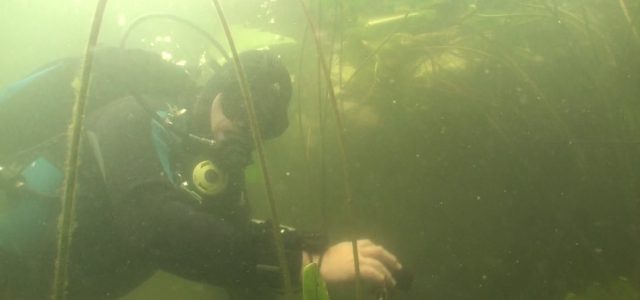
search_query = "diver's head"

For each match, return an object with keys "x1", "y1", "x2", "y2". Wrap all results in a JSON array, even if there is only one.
[
  {"x1": 188, "y1": 50, "x2": 291, "y2": 171},
  {"x1": 195, "y1": 50, "x2": 292, "y2": 141}
]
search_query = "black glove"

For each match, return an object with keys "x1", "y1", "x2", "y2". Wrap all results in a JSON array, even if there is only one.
[{"x1": 248, "y1": 220, "x2": 328, "y2": 292}]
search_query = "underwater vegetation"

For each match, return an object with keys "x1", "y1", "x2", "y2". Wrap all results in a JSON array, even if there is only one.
[
  {"x1": 138, "y1": 0, "x2": 640, "y2": 298},
  {"x1": 273, "y1": 0, "x2": 640, "y2": 299}
]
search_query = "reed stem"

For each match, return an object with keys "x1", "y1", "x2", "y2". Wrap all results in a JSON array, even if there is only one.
[
  {"x1": 618, "y1": 0, "x2": 640, "y2": 42},
  {"x1": 210, "y1": 1, "x2": 294, "y2": 299},
  {"x1": 295, "y1": 0, "x2": 363, "y2": 299},
  {"x1": 51, "y1": 1, "x2": 109, "y2": 299}
]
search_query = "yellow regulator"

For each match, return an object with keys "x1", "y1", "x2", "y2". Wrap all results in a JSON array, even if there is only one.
[{"x1": 191, "y1": 160, "x2": 228, "y2": 197}]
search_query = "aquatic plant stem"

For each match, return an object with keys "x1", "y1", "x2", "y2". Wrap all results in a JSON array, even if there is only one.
[
  {"x1": 51, "y1": 1, "x2": 109, "y2": 299},
  {"x1": 295, "y1": 0, "x2": 363, "y2": 299},
  {"x1": 316, "y1": 0, "x2": 328, "y2": 236},
  {"x1": 618, "y1": 0, "x2": 640, "y2": 43},
  {"x1": 338, "y1": 1, "x2": 344, "y2": 91},
  {"x1": 343, "y1": 30, "x2": 397, "y2": 89},
  {"x1": 297, "y1": 26, "x2": 310, "y2": 164},
  {"x1": 209, "y1": 1, "x2": 294, "y2": 299}
]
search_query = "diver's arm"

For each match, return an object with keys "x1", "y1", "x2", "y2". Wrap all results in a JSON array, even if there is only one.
[
  {"x1": 113, "y1": 183, "x2": 305, "y2": 289},
  {"x1": 115, "y1": 181, "x2": 406, "y2": 291},
  {"x1": 113, "y1": 183, "x2": 254, "y2": 285}
]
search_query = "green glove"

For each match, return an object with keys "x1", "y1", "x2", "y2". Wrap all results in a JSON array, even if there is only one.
[{"x1": 302, "y1": 262, "x2": 330, "y2": 300}]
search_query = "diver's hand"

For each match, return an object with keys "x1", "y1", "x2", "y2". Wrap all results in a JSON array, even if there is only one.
[{"x1": 312, "y1": 239, "x2": 403, "y2": 287}]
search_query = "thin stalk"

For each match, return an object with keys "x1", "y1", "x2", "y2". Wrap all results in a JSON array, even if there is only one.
[
  {"x1": 342, "y1": 30, "x2": 397, "y2": 89},
  {"x1": 325, "y1": 0, "x2": 342, "y2": 79},
  {"x1": 295, "y1": 0, "x2": 363, "y2": 299},
  {"x1": 296, "y1": 26, "x2": 316, "y2": 231},
  {"x1": 525, "y1": 3, "x2": 605, "y2": 39},
  {"x1": 579, "y1": 5, "x2": 602, "y2": 63},
  {"x1": 51, "y1": 0, "x2": 109, "y2": 299},
  {"x1": 337, "y1": 0, "x2": 344, "y2": 91},
  {"x1": 209, "y1": 1, "x2": 294, "y2": 299},
  {"x1": 297, "y1": 26, "x2": 310, "y2": 163},
  {"x1": 317, "y1": 0, "x2": 328, "y2": 236},
  {"x1": 618, "y1": 0, "x2": 640, "y2": 42},
  {"x1": 342, "y1": 11, "x2": 412, "y2": 90}
]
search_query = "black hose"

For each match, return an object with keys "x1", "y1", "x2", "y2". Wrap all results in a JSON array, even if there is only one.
[{"x1": 119, "y1": 13, "x2": 230, "y2": 63}]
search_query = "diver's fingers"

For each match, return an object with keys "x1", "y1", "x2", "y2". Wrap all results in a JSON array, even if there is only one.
[
  {"x1": 359, "y1": 264, "x2": 385, "y2": 285},
  {"x1": 359, "y1": 257, "x2": 396, "y2": 287},
  {"x1": 357, "y1": 239, "x2": 374, "y2": 247},
  {"x1": 361, "y1": 245, "x2": 402, "y2": 270}
]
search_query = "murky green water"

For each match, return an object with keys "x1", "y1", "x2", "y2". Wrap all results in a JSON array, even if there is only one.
[{"x1": 1, "y1": 0, "x2": 639, "y2": 299}]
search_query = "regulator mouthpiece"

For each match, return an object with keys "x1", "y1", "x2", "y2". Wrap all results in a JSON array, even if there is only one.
[{"x1": 191, "y1": 160, "x2": 228, "y2": 196}]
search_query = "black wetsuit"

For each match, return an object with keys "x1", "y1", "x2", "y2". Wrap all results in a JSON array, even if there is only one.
[{"x1": 0, "y1": 49, "x2": 303, "y2": 300}]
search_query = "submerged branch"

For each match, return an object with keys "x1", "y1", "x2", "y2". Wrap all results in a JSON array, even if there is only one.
[
  {"x1": 51, "y1": 0, "x2": 109, "y2": 299},
  {"x1": 210, "y1": 0, "x2": 294, "y2": 299}
]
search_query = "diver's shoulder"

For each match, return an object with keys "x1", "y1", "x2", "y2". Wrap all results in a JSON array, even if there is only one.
[{"x1": 88, "y1": 96, "x2": 154, "y2": 133}]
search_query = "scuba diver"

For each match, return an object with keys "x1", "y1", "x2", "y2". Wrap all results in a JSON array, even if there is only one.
[{"x1": 0, "y1": 47, "x2": 405, "y2": 299}]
